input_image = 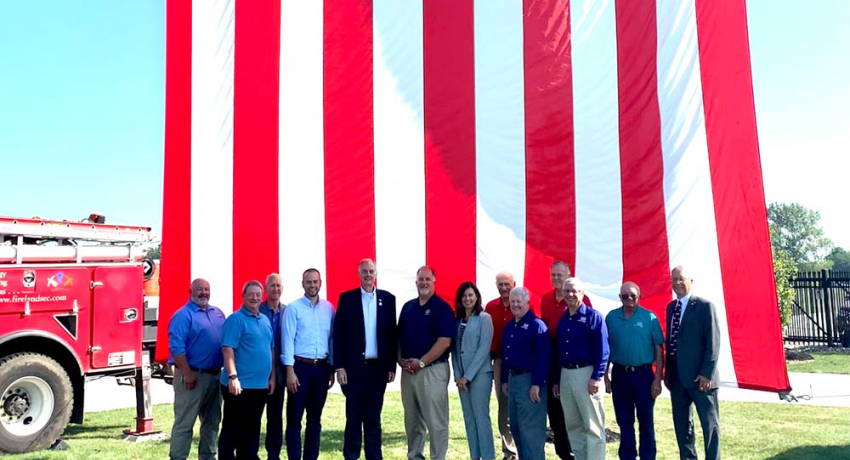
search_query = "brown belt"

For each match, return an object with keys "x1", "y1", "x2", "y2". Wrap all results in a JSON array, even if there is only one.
[{"x1": 294, "y1": 356, "x2": 328, "y2": 366}]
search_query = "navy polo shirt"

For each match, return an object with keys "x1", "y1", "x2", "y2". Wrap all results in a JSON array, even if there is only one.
[
  {"x1": 220, "y1": 306, "x2": 274, "y2": 389},
  {"x1": 500, "y1": 310, "x2": 551, "y2": 387},
  {"x1": 555, "y1": 303, "x2": 609, "y2": 381},
  {"x1": 398, "y1": 294, "x2": 455, "y2": 362}
]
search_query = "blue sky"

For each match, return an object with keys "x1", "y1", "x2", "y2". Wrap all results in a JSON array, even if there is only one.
[{"x1": 1, "y1": 0, "x2": 848, "y2": 249}]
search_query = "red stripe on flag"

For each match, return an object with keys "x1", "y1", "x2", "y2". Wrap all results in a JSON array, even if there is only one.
[
  {"x1": 423, "y1": 0, "x2": 477, "y2": 305},
  {"x1": 157, "y1": 0, "x2": 192, "y2": 363},
  {"x1": 615, "y1": 0, "x2": 671, "y2": 316},
  {"x1": 695, "y1": 0, "x2": 789, "y2": 392},
  {"x1": 522, "y1": 0, "x2": 576, "y2": 305},
  {"x1": 232, "y1": 0, "x2": 281, "y2": 308},
  {"x1": 323, "y1": 0, "x2": 376, "y2": 308}
]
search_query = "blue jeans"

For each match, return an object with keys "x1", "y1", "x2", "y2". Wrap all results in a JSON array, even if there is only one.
[{"x1": 611, "y1": 365, "x2": 656, "y2": 460}]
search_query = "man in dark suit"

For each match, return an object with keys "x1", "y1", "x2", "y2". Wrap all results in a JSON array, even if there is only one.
[
  {"x1": 664, "y1": 266, "x2": 720, "y2": 460},
  {"x1": 333, "y1": 259, "x2": 398, "y2": 460}
]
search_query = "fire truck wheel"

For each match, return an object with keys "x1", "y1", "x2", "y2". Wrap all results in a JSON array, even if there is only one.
[{"x1": 0, "y1": 353, "x2": 73, "y2": 453}]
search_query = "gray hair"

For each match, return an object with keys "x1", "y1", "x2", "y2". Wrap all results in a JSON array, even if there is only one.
[
  {"x1": 509, "y1": 286, "x2": 529, "y2": 302},
  {"x1": 265, "y1": 273, "x2": 281, "y2": 285},
  {"x1": 242, "y1": 280, "x2": 263, "y2": 295},
  {"x1": 563, "y1": 277, "x2": 583, "y2": 291},
  {"x1": 551, "y1": 260, "x2": 572, "y2": 271}
]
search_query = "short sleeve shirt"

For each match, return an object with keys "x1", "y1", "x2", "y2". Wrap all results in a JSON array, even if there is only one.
[
  {"x1": 606, "y1": 306, "x2": 664, "y2": 366},
  {"x1": 485, "y1": 298, "x2": 512, "y2": 354},
  {"x1": 220, "y1": 307, "x2": 274, "y2": 389},
  {"x1": 398, "y1": 295, "x2": 455, "y2": 362}
]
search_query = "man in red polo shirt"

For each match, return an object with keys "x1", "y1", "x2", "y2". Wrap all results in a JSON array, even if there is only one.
[
  {"x1": 541, "y1": 261, "x2": 593, "y2": 460},
  {"x1": 485, "y1": 272, "x2": 518, "y2": 460}
]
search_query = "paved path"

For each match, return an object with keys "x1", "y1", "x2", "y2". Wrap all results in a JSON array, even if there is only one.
[{"x1": 84, "y1": 371, "x2": 850, "y2": 414}]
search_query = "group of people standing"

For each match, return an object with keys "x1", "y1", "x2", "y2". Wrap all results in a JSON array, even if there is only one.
[{"x1": 167, "y1": 259, "x2": 721, "y2": 460}]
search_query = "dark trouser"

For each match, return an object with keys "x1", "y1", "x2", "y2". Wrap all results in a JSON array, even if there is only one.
[
  {"x1": 286, "y1": 361, "x2": 331, "y2": 460},
  {"x1": 547, "y1": 379, "x2": 574, "y2": 459},
  {"x1": 611, "y1": 365, "x2": 656, "y2": 460},
  {"x1": 219, "y1": 386, "x2": 268, "y2": 460},
  {"x1": 341, "y1": 362, "x2": 389, "y2": 460},
  {"x1": 668, "y1": 361, "x2": 720, "y2": 460},
  {"x1": 265, "y1": 378, "x2": 286, "y2": 460}
]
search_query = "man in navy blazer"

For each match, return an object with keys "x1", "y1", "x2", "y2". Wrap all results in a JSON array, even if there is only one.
[
  {"x1": 333, "y1": 259, "x2": 398, "y2": 460},
  {"x1": 664, "y1": 265, "x2": 721, "y2": 460}
]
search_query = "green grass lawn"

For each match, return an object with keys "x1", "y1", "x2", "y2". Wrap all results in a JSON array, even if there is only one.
[
  {"x1": 787, "y1": 351, "x2": 850, "y2": 375},
  {"x1": 6, "y1": 393, "x2": 850, "y2": 460}
]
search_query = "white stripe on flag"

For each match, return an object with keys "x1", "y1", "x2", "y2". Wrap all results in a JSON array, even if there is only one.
[
  {"x1": 191, "y1": 0, "x2": 235, "y2": 313},
  {"x1": 279, "y1": 0, "x2": 327, "y2": 303},
  {"x1": 656, "y1": 0, "x2": 737, "y2": 385},
  {"x1": 473, "y1": 0, "x2": 527, "y2": 303},
  {"x1": 373, "y1": 0, "x2": 426, "y2": 304},
  {"x1": 572, "y1": 0, "x2": 623, "y2": 309}
]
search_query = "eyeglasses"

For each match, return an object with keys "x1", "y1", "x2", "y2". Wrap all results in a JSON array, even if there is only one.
[{"x1": 619, "y1": 294, "x2": 638, "y2": 300}]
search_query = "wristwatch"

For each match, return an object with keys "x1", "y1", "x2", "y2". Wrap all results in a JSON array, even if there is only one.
[
  {"x1": 228, "y1": 374, "x2": 239, "y2": 380},
  {"x1": 418, "y1": 360, "x2": 426, "y2": 369}
]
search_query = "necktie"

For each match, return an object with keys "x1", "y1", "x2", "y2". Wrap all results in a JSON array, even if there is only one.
[{"x1": 669, "y1": 300, "x2": 683, "y2": 357}]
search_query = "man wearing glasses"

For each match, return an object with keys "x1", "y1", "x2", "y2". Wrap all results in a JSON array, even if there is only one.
[{"x1": 604, "y1": 282, "x2": 664, "y2": 460}]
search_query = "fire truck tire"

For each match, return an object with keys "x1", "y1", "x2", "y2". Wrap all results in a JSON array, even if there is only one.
[{"x1": 0, "y1": 353, "x2": 73, "y2": 453}]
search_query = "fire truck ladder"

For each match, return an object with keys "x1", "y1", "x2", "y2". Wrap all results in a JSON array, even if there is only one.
[{"x1": 0, "y1": 216, "x2": 153, "y2": 265}]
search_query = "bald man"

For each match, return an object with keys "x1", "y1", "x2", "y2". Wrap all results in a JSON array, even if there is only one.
[
  {"x1": 665, "y1": 266, "x2": 721, "y2": 460},
  {"x1": 604, "y1": 282, "x2": 664, "y2": 460},
  {"x1": 168, "y1": 278, "x2": 227, "y2": 460},
  {"x1": 484, "y1": 272, "x2": 519, "y2": 459}
]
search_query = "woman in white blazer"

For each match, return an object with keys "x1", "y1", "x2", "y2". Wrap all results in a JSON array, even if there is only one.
[{"x1": 451, "y1": 281, "x2": 496, "y2": 460}]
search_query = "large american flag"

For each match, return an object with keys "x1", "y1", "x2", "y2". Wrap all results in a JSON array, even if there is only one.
[{"x1": 156, "y1": 0, "x2": 790, "y2": 392}]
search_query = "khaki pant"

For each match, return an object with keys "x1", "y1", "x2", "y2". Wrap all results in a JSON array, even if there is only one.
[
  {"x1": 492, "y1": 358, "x2": 517, "y2": 458},
  {"x1": 400, "y1": 361, "x2": 450, "y2": 460},
  {"x1": 560, "y1": 367, "x2": 606, "y2": 460},
  {"x1": 170, "y1": 368, "x2": 222, "y2": 460}
]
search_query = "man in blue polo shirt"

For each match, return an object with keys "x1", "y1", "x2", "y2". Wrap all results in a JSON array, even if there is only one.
[
  {"x1": 259, "y1": 273, "x2": 286, "y2": 460},
  {"x1": 554, "y1": 278, "x2": 609, "y2": 460},
  {"x1": 604, "y1": 281, "x2": 664, "y2": 460},
  {"x1": 219, "y1": 280, "x2": 276, "y2": 460},
  {"x1": 500, "y1": 286, "x2": 551, "y2": 460},
  {"x1": 168, "y1": 278, "x2": 226, "y2": 460},
  {"x1": 397, "y1": 266, "x2": 454, "y2": 460}
]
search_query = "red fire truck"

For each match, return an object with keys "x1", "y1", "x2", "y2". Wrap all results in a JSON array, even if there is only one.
[{"x1": 0, "y1": 216, "x2": 159, "y2": 453}]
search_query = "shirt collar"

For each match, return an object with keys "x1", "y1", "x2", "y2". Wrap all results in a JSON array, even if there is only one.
[
  {"x1": 614, "y1": 305, "x2": 643, "y2": 320},
  {"x1": 360, "y1": 287, "x2": 376, "y2": 297},
  {"x1": 302, "y1": 295, "x2": 322, "y2": 307},
  {"x1": 678, "y1": 294, "x2": 691, "y2": 308},
  {"x1": 516, "y1": 309, "x2": 536, "y2": 324},
  {"x1": 260, "y1": 300, "x2": 281, "y2": 313},
  {"x1": 239, "y1": 306, "x2": 261, "y2": 317},
  {"x1": 188, "y1": 300, "x2": 210, "y2": 312}
]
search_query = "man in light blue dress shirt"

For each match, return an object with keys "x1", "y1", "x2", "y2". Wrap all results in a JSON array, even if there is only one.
[{"x1": 282, "y1": 268, "x2": 335, "y2": 460}]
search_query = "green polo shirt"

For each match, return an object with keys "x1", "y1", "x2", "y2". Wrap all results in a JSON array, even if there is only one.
[{"x1": 605, "y1": 306, "x2": 664, "y2": 366}]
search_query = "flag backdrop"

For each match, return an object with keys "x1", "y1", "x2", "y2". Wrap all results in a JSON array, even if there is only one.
[{"x1": 156, "y1": 0, "x2": 791, "y2": 392}]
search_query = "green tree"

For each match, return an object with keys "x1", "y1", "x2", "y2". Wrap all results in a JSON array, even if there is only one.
[
  {"x1": 772, "y1": 248, "x2": 796, "y2": 328},
  {"x1": 767, "y1": 202, "x2": 833, "y2": 268},
  {"x1": 145, "y1": 244, "x2": 161, "y2": 260},
  {"x1": 827, "y1": 247, "x2": 850, "y2": 272}
]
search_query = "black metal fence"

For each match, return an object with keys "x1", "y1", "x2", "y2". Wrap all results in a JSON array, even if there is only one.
[{"x1": 784, "y1": 270, "x2": 850, "y2": 347}]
